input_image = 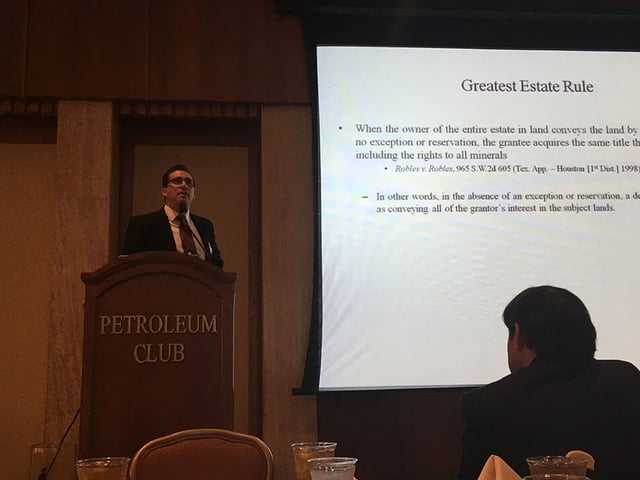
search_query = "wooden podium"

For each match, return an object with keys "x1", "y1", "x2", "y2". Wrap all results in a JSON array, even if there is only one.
[{"x1": 79, "y1": 252, "x2": 236, "y2": 458}]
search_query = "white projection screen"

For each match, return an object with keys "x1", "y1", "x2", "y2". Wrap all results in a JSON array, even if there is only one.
[{"x1": 314, "y1": 45, "x2": 640, "y2": 391}]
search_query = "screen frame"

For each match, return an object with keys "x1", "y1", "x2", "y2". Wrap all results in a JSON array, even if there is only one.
[{"x1": 297, "y1": 6, "x2": 640, "y2": 393}]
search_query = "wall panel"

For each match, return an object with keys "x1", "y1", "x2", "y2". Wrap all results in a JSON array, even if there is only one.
[
  {"x1": 0, "y1": 142, "x2": 57, "y2": 480},
  {"x1": 265, "y1": 2, "x2": 310, "y2": 103},
  {"x1": 262, "y1": 106, "x2": 316, "y2": 480},
  {"x1": 25, "y1": 0, "x2": 148, "y2": 98},
  {"x1": 3, "y1": 0, "x2": 310, "y2": 103},
  {"x1": 45, "y1": 101, "x2": 118, "y2": 454},
  {"x1": 0, "y1": 0, "x2": 27, "y2": 95},
  {"x1": 149, "y1": 0, "x2": 266, "y2": 101},
  {"x1": 318, "y1": 390, "x2": 466, "y2": 480}
]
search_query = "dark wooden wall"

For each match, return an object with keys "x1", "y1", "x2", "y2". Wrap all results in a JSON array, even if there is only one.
[
  {"x1": 0, "y1": 0, "x2": 309, "y2": 103},
  {"x1": 318, "y1": 389, "x2": 468, "y2": 480}
]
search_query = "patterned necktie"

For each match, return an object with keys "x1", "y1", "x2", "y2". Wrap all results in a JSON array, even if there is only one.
[{"x1": 177, "y1": 214, "x2": 198, "y2": 255}]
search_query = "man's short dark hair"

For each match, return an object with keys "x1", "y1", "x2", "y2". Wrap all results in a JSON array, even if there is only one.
[
  {"x1": 503, "y1": 285, "x2": 596, "y2": 362},
  {"x1": 162, "y1": 164, "x2": 193, "y2": 187}
]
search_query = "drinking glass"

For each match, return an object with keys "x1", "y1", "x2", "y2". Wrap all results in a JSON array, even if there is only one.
[
  {"x1": 76, "y1": 457, "x2": 130, "y2": 480},
  {"x1": 30, "y1": 444, "x2": 57, "y2": 480},
  {"x1": 291, "y1": 442, "x2": 338, "y2": 480},
  {"x1": 523, "y1": 475, "x2": 590, "y2": 480},
  {"x1": 527, "y1": 456, "x2": 589, "y2": 476},
  {"x1": 308, "y1": 457, "x2": 357, "y2": 480}
]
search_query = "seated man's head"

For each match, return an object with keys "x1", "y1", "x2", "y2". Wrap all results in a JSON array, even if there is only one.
[{"x1": 503, "y1": 285, "x2": 596, "y2": 372}]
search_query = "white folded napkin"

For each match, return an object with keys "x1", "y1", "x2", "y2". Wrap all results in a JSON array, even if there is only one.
[{"x1": 477, "y1": 455, "x2": 521, "y2": 480}]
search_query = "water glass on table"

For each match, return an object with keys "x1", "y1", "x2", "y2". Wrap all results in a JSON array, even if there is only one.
[
  {"x1": 526, "y1": 456, "x2": 589, "y2": 476},
  {"x1": 30, "y1": 444, "x2": 57, "y2": 480},
  {"x1": 76, "y1": 457, "x2": 130, "y2": 480},
  {"x1": 308, "y1": 457, "x2": 358, "y2": 480},
  {"x1": 523, "y1": 475, "x2": 590, "y2": 480},
  {"x1": 291, "y1": 442, "x2": 338, "y2": 480}
]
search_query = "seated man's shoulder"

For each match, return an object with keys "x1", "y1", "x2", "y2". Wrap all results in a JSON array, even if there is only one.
[
  {"x1": 595, "y1": 358, "x2": 640, "y2": 372},
  {"x1": 593, "y1": 358, "x2": 640, "y2": 384},
  {"x1": 461, "y1": 371, "x2": 523, "y2": 414}
]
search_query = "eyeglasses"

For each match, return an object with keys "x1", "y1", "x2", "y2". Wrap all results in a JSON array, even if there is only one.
[{"x1": 167, "y1": 176, "x2": 195, "y2": 187}]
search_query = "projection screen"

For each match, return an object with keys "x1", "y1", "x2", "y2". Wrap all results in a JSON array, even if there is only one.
[{"x1": 316, "y1": 46, "x2": 640, "y2": 390}]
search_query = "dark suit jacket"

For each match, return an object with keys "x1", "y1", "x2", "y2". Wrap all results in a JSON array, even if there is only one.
[
  {"x1": 121, "y1": 208, "x2": 224, "y2": 268},
  {"x1": 457, "y1": 358, "x2": 640, "y2": 480}
]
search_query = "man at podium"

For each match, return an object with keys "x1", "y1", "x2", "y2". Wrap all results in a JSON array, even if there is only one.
[{"x1": 121, "y1": 164, "x2": 224, "y2": 268}]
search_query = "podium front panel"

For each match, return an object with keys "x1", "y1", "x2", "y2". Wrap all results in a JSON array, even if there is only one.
[{"x1": 80, "y1": 252, "x2": 236, "y2": 458}]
